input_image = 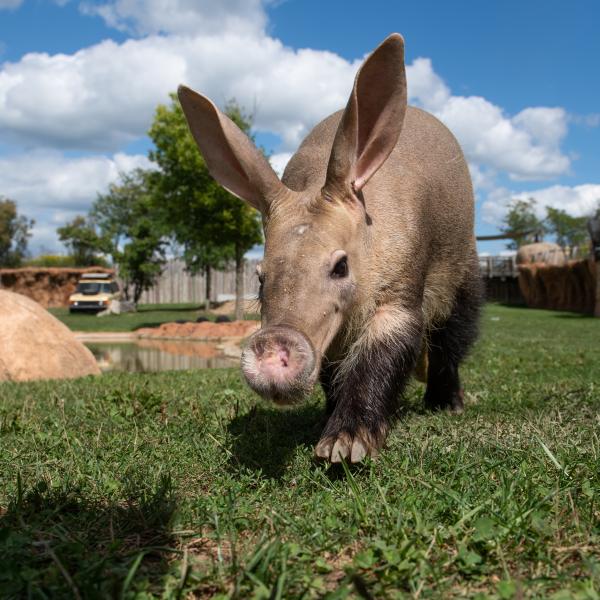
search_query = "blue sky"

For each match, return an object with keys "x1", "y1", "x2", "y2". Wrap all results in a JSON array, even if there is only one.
[{"x1": 1, "y1": 0, "x2": 598, "y2": 255}]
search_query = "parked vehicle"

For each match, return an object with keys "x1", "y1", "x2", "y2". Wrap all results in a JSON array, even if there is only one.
[{"x1": 68, "y1": 273, "x2": 120, "y2": 313}]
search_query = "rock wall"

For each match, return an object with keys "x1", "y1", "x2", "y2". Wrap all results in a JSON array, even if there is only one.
[
  {"x1": 518, "y1": 258, "x2": 596, "y2": 314},
  {"x1": 0, "y1": 267, "x2": 113, "y2": 308}
]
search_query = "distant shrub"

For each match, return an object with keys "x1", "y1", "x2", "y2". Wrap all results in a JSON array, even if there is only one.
[
  {"x1": 23, "y1": 255, "x2": 110, "y2": 268},
  {"x1": 23, "y1": 255, "x2": 77, "y2": 267}
]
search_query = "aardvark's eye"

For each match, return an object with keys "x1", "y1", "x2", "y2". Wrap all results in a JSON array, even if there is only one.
[{"x1": 331, "y1": 256, "x2": 348, "y2": 278}]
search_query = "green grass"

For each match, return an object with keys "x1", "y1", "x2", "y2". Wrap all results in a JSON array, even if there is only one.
[
  {"x1": 49, "y1": 303, "x2": 261, "y2": 332},
  {"x1": 1, "y1": 304, "x2": 599, "y2": 598},
  {"x1": 48, "y1": 303, "x2": 211, "y2": 332}
]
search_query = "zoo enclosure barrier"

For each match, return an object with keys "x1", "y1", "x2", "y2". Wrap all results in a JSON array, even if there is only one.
[
  {"x1": 130, "y1": 259, "x2": 261, "y2": 305},
  {"x1": 478, "y1": 255, "x2": 524, "y2": 305},
  {"x1": 137, "y1": 256, "x2": 525, "y2": 306}
]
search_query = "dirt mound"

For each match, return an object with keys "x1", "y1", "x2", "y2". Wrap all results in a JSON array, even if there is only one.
[
  {"x1": 136, "y1": 320, "x2": 260, "y2": 340},
  {"x1": 0, "y1": 267, "x2": 113, "y2": 308}
]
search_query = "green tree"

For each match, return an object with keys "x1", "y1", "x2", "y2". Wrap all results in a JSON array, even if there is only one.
[
  {"x1": 148, "y1": 94, "x2": 262, "y2": 319},
  {"x1": 501, "y1": 197, "x2": 546, "y2": 249},
  {"x1": 0, "y1": 197, "x2": 34, "y2": 267},
  {"x1": 92, "y1": 169, "x2": 167, "y2": 304},
  {"x1": 57, "y1": 215, "x2": 108, "y2": 266},
  {"x1": 545, "y1": 207, "x2": 588, "y2": 252}
]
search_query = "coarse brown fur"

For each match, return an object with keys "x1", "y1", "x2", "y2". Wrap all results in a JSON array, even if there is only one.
[{"x1": 178, "y1": 34, "x2": 482, "y2": 463}]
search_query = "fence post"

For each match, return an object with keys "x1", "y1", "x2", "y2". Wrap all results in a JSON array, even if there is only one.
[{"x1": 588, "y1": 218, "x2": 600, "y2": 317}]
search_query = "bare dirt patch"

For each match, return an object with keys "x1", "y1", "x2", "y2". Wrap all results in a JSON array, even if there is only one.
[{"x1": 136, "y1": 320, "x2": 260, "y2": 341}]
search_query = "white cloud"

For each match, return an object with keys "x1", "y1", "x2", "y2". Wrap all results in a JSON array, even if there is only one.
[
  {"x1": 468, "y1": 163, "x2": 496, "y2": 193},
  {"x1": 513, "y1": 107, "x2": 567, "y2": 147},
  {"x1": 482, "y1": 183, "x2": 600, "y2": 225},
  {"x1": 0, "y1": 0, "x2": 572, "y2": 181},
  {"x1": 0, "y1": 0, "x2": 22, "y2": 9},
  {"x1": 403, "y1": 58, "x2": 570, "y2": 181},
  {"x1": 406, "y1": 57, "x2": 450, "y2": 112},
  {"x1": 0, "y1": 0, "x2": 594, "y2": 255},
  {"x1": 0, "y1": 32, "x2": 358, "y2": 152},
  {"x1": 0, "y1": 150, "x2": 150, "y2": 211},
  {"x1": 80, "y1": 0, "x2": 268, "y2": 36},
  {"x1": 0, "y1": 150, "x2": 150, "y2": 252},
  {"x1": 269, "y1": 152, "x2": 292, "y2": 177},
  {"x1": 431, "y1": 97, "x2": 569, "y2": 180},
  {"x1": 0, "y1": 37, "x2": 189, "y2": 150},
  {"x1": 0, "y1": 32, "x2": 572, "y2": 181},
  {"x1": 516, "y1": 184, "x2": 600, "y2": 218}
]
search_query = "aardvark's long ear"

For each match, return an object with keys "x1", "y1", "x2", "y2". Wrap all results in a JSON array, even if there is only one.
[
  {"x1": 177, "y1": 86, "x2": 284, "y2": 214},
  {"x1": 324, "y1": 33, "x2": 407, "y2": 196}
]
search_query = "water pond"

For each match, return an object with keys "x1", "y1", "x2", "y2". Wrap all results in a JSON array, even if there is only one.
[{"x1": 85, "y1": 339, "x2": 239, "y2": 373}]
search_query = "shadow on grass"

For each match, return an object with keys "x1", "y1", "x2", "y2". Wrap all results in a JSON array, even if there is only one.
[
  {"x1": 493, "y1": 302, "x2": 596, "y2": 319},
  {"x1": 137, "y1": 305, "x2": 205, "y2": 313},
  {"x1": 227, "y1": 401, "x2": 325, "y2": 479},
  {"x1": 496, "y1": 301, "x2": 528, "y2": 308},
  {"x1": 552, "y1": 312, "x2": 596, "y2": 319},
  {"x1": 132, "y1": 321, "x2": 183, "y2": 330},
  {"x1": 0, "y1": 473, "x2": 177, "y2": 598},
  {"x1": 226, "y1": 390, "x2": 431, "y2": 480}
]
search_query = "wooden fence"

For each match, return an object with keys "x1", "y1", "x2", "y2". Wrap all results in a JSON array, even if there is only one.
[
  {"x1": 478, "y1": 255, "x2": 518, "y2": 278},
  {"x1": 132, "y1": 255, "x2": 525, "y2": 306},
  {"x1": 133, "y1": 259, "x2": 261, "y2": 305}
]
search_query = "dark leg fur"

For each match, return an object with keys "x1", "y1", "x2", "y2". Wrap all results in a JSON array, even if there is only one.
[
  {"x1": 424, "y1": 273, "x2": 484, "y2": 412},
  {"x1": 315, "y1": 321, "x2": 423, "y2": 462},
  {"x1": 319, "y1": 359, "x2": 338, "y2": 416}
]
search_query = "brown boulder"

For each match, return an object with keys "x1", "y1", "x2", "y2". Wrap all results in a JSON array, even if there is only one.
[
  {"x1": 0, "y1": 290, "x2": 101, "y2": 382},
  {"x1": 516, "y1": 242, "x2": 566, "y2": 266}
]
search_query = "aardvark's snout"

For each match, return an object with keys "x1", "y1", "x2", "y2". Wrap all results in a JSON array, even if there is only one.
[{"x1": 241, "y1": 326, "x2": 317, "y2": 404}]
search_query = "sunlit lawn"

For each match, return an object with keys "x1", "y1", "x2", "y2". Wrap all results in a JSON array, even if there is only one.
[
  {"x1": 49, "y1": 303, "x2": 259, "y2": 332},
  {"x1": 0, "y1": 304, "x2": 599, "y2": 598}
]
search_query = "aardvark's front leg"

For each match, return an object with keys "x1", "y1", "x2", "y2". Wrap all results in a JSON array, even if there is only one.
[{"x1": 315, "y1": 305, "x2": 423, "y2": 463}]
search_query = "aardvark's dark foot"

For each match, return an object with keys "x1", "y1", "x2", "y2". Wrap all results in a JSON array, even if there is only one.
[
  {"x1": 423, "y1": 387, "x2": 464, "y2": 413},
  {"x1": 314, "y1": 425, "x2": 385, "y2": 463}
]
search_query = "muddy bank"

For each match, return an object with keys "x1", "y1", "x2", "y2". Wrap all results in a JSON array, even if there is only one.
[{"x1": 136, "y1": 320, "x2": 260, "y2": 341}]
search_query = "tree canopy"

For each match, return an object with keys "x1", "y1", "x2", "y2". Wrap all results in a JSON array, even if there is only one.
[
  {"x1": 545, "y1": 207, "x2": 589, "y2": 250},
  {"x1": 57, "y1": 215, "x2": 108, "y2": 267},
  {"x1": 53, "y1": 95, "x2": 263, "y2": 311},
  {"x1": 92, "y1": 169, "x2": 167, "y2": 304},
  {"x1": 0, "y1": 197, "x2": 34, "y2": 268},
  {"x1": 148, "y1": 94, "x2": 262, "y2": 318},
  {"x1": 501, "y1": 198, "x2": 546, "y2": 249}
]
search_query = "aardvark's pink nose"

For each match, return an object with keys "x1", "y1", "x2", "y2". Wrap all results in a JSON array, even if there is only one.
[{"x1": 241, "y1": 326, "x2": 317, "y2": 404}]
